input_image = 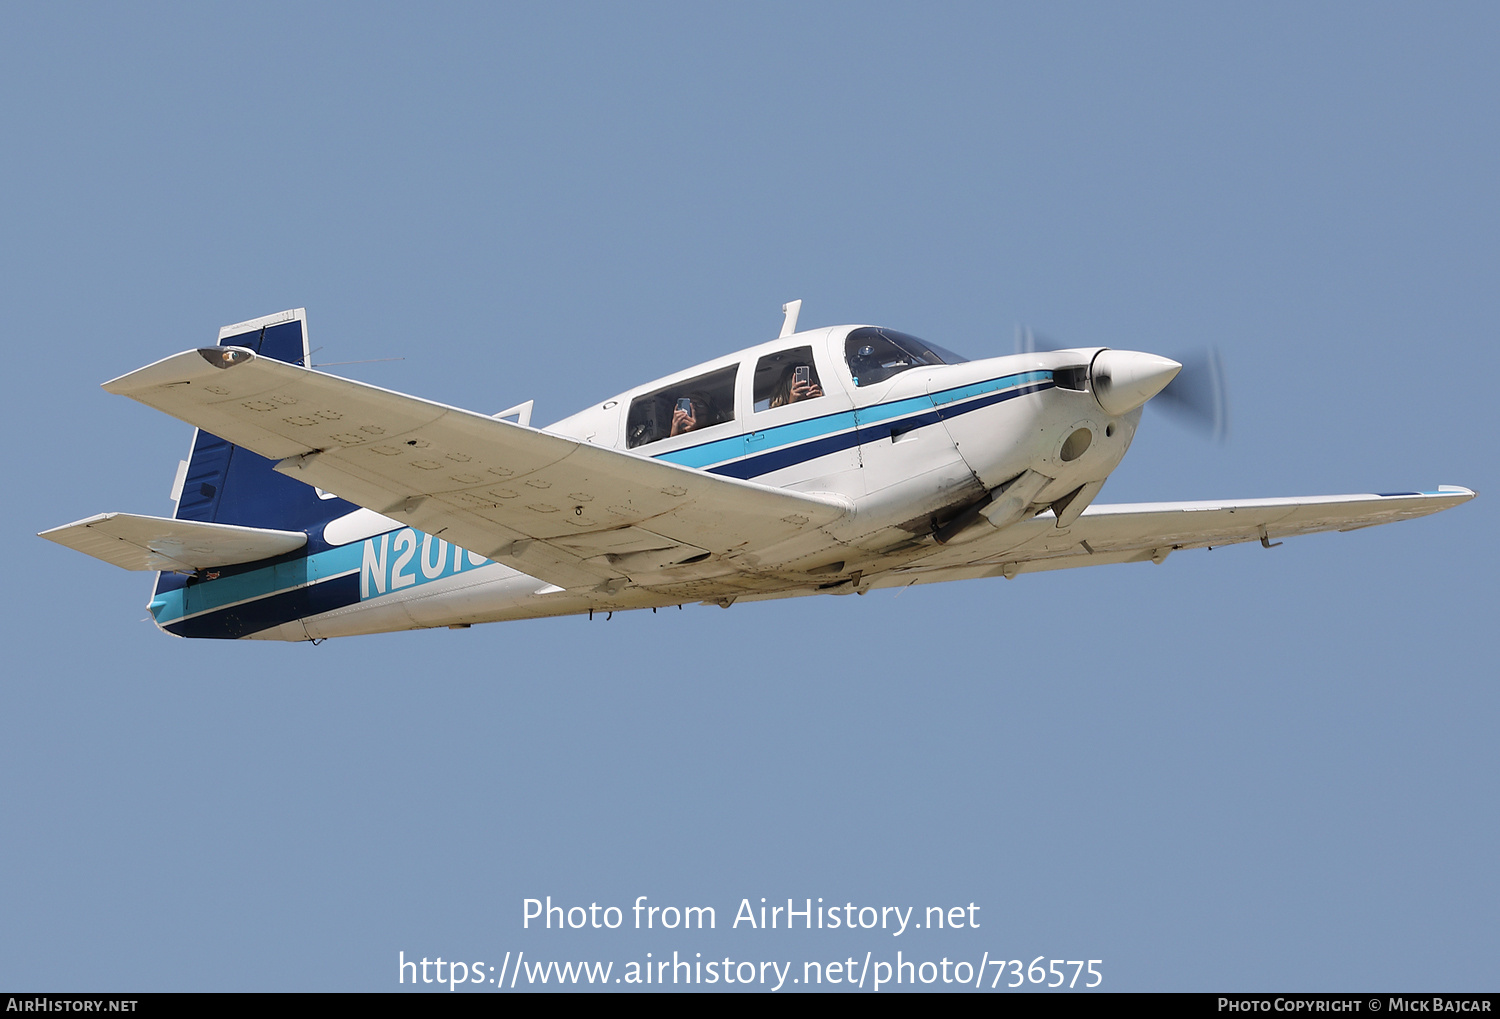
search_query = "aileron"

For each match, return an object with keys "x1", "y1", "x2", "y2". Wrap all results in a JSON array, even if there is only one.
[{"x1": 908, "y1": 488, "x2": 1476, "y2": 574}]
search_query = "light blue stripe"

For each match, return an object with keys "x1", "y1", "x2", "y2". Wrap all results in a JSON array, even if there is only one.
[
  {"x1": 151, "y1": 542, "x2": 364, "y2": 624},
  {"x1": 852, "y1": 395, "x2": 937, "y2": 426},
  {"x1": 930, "y1": 370, "x2": 1052, "y2": 407},
  {"x1": 750, "y1": 410, "x2": 860, "y2": 447},
  {"x1": 656, "y1": 369, "x2": 1053, "y2": 468},
  {"x1": 655, "y1": 434, "x2": 747, "y2": 468}
]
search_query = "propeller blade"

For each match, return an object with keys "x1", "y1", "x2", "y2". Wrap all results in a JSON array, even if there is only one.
[
  {"x1": 1014, "y1": 325, "x2": 1059, "y2": 355},
  {"x1": 1153, "y1": 347, "x2": 1228, "y2": 441}
]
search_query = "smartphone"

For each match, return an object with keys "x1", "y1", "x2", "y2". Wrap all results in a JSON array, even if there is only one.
[
  {"x1": 676, "y1": 397, "x2": 693, "y2": 415},
  {"x1": 793, "y1": 365, "x2": 810, "y2": 386}
]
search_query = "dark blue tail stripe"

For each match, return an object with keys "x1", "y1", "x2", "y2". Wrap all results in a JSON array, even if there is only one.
[{"x1": 164, "y1": 574, "x2": 362, "y2": 640}]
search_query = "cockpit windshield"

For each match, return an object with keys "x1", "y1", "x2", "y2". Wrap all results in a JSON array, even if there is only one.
[{"x1": 844, "y1": 327, "x2": 969, "y2": 387}]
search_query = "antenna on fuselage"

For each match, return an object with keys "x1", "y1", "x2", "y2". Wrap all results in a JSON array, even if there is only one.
[{"x1": 780, "y1": 299, "x2": 803, "y2": 338}]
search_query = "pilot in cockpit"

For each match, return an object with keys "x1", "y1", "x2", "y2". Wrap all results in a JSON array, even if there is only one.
[{"x1": 768, "y1": 364, "x2": 824, "y2": 408}]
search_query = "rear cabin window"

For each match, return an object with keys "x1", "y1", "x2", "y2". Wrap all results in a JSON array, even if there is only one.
[
  {"x1": 845, "y1": 327, "x2": 969, "y2": 387},
  {"x1": 753, "y1": 346, "x2": 824, "y2": 412},
  {"x1": 626, "y1": 365, "x2": 738, "y2": 449}
]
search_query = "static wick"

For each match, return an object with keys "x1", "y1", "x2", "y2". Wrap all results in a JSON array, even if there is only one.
[{"x1": 312, "y1": 357, "x2": 407, "y2": 368}]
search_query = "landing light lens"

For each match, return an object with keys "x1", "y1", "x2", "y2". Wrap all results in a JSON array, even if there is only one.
[
  {"x1": 197, "y1": 347, "x2": 252, "y2": 369},
  {"x1": 1060, "y1": 428, "x2": 1092, "y2": 462}
]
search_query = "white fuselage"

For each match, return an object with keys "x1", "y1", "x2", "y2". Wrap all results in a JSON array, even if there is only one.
[{"x1": 243, "y1": 326, "x2": 1140, "y2": 640}]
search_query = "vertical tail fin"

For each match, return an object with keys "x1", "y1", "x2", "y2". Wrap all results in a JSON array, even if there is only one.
[
  {"x1": 152, "y1": 310, "x2": 360, "y2": 639},
  {"x1": 173, "y1": 309, "x2": 355, "y2": 530}
]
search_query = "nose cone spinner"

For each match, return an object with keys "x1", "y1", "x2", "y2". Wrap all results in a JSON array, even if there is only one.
[{"x1": 1089, "y1": 350, "x2": 1182, "y2": 417}]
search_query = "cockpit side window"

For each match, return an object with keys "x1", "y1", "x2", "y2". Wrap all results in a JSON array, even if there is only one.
[
  {"x1": 845, "y1": 327, "x2": 969, "y2": 387},
  {"x1": 753, "y1": 346, "x2": 824, "y2": 412},
  {"x1": 625, "y1": 364, "x2": 738, "y2": 449}
]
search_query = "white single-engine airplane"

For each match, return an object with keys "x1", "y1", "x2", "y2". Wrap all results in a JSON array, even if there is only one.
[{"x1": 41, "y1": 304, "x2": 1474, "y2": 641}]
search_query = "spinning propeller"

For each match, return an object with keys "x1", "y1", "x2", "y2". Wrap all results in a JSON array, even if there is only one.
[
  {"x1": 1150, "y1": 346, "x2": 1228, "y2": 441},
  {"x1": 1016, "y1": 325, "x2": 1229, "y2": 441}
]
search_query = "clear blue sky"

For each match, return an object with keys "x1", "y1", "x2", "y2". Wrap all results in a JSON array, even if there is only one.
[{"x1": 3, "y1": 2, "x2": 1495, "y2": 991}]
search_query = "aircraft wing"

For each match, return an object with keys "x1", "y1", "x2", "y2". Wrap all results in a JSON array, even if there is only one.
[
  {"x1": 103, "y1": 347, "x2": 850, "y2": 590},
  {"x1": 877, "y1": 488, "x2": 1476, "y2": 587}
]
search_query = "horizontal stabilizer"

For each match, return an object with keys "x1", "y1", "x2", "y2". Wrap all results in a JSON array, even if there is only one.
[{"x1": 39, "y1": 513, "x2": 307, "y2": 572}]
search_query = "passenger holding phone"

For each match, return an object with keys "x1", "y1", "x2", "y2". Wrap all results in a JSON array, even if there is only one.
[
  {"x1": 769, "y1": 364, "x2": 824, "y2": 408},
  {"x1": 670, "y1": 393, "x2": 706, "y2": 436}
]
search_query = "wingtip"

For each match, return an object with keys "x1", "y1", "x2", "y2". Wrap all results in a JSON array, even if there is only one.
[{"x1": 100, "y1": 347, "x2": 255, "y2": 395}]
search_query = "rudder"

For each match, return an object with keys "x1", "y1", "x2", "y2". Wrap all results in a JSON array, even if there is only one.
[
  {"x1": 153, "y1": 310, "x2": 361, "y2": 639},
  {"x1": 173, "y1": 309, "x2": 357, "y2": 530}
]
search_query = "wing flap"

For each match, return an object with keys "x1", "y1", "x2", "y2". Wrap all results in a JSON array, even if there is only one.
[
  {"x1": 103, "y1": 348, "x2": 850, "y2": 590},
  {"x1": 39, "y1": 513, "x2": 307, "y2": 572}
]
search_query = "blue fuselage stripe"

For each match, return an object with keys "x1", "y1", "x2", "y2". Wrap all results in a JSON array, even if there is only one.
[
  {"x1": 710, "y1": 428, "x2": 862, "y2": 480},
  {"x1": 662, "y1": 370, "x2": 1054, "y2": 479},
  {"x1": 164, "y1": 573, "x2": 362, "y2": 639},
  {"x1": 151, "y1": 542, "x2": 363, "y2": 624}
]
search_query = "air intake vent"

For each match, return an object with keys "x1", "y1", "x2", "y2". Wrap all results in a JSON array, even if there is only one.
[{"x1": 1053, "y1": 365, "x2": 1089, "y2": 391}]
